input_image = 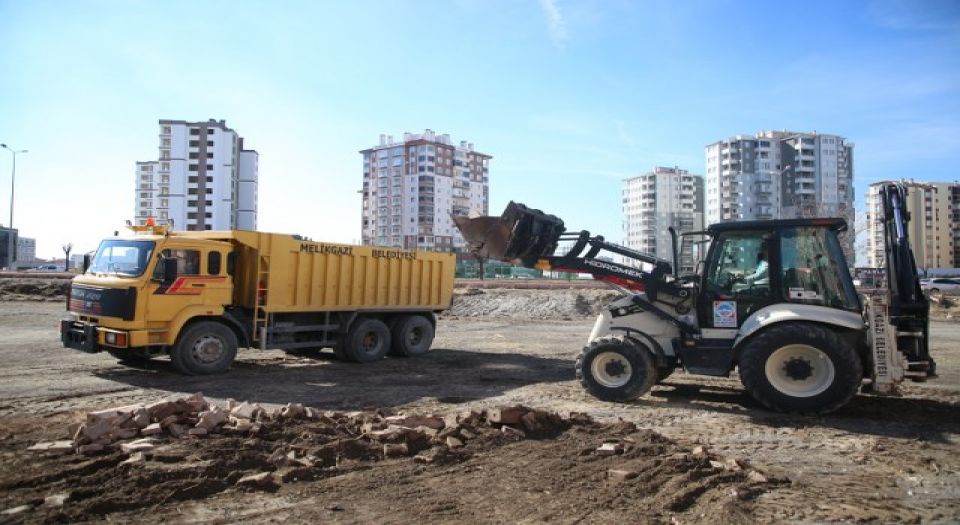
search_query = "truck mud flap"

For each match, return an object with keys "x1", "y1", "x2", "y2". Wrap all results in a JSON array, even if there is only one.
[{"x1": 60, "y1": 320, "x2": 100, "y2": 353}]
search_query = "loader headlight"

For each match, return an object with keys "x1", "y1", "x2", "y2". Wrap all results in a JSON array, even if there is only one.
[{"x1": 106, "y1": 332, "x2": 117, "y2": 344}]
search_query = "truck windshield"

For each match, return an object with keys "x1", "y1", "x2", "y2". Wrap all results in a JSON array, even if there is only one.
[{"x1": 87, "y1": 240, "x2": 156, "y2": 277}]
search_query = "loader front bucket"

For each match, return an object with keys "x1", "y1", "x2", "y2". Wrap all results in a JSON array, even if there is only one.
[{"x1": 453, "y1": 201, "x2": 565, "y2": 268}]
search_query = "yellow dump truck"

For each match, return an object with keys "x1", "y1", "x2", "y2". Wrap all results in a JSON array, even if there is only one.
[{"x1": 61, "y1": 223, "x2": 456, "y2": 375}]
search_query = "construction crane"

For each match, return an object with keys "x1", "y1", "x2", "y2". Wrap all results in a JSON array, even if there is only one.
[{"x1": 454, "y1": 183, "x2": 933, "y2": 414}]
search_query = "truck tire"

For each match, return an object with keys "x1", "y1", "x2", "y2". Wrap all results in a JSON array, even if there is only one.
[
  {"x1": 576, "y1": 337, "x2": 656, "y2": 402},
  {"x1": 170, "y1": 321, "x2": 238, "y2": 375},
  {"x1": 389, "y1": 315, "x2": 434, "y2": 357},
  {"x1": 738, "y1": 322, "x2": 862, "y2": 415},
  {"x1": 338, "y1": 318, "x2": 391, "y2": 363}
]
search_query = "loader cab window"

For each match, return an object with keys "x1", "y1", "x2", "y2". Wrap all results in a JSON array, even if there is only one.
[
  {"x1": 780, "y1": 227, "x2": 858, "y2": 311},
  {"x1": 705, "y1": 232, "x2": 771, "y2": 297},
  {"x1": 153, "y1": 249, "x2": 200, "y2": 278},
  {"x1": 208, "y1": 251, "x2": 221, "y2": 275}
]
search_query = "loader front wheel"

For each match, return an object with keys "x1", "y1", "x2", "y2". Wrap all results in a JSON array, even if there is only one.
[
  {"x1": 576, "y1": 337, "x2": 656, "y2": 402},
  {"x1": 738, "y1": 322, "x2": 862, "y2": 415}
]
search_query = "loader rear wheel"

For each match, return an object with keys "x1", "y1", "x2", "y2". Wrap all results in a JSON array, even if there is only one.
[
  {"x1": 576, "y1": 337, "x2": 656, "y2": 402},
  {"x1": 170, "y1": 321, "x2": 238, "y2": 375},
  {"x1": 389, "y1": 315, "x2": 434, "y2": 357},
  {"x1": 338, "y1": 318, "x2": 391, "y2": 363},
  {"x1": 738, "y1": 322, "x2": 862, "y2": 415}
]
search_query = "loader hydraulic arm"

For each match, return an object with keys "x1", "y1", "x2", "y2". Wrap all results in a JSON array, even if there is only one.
[
  {"x1": 453, "y1": 202, "x2": 686, "y2": 304},
  {"x1": 877, "y1": 183, "x2": 933, "y2": 376}
]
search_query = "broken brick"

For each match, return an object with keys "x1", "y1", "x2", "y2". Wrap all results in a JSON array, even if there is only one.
[{"x1": 487, "y1": 407, "x2": 525, "y2": 425}]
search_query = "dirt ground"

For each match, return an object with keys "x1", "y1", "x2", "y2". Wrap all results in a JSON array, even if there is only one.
[{"x1": 1, "y1": 298, "x2": 959, "y2": 524}]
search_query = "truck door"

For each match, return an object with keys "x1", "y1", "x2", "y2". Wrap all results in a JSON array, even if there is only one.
[
  {"x1": 698, "y1": 230, "x2": 778, "y2": 329},
  {"x1": 145, "y1": 246, "x2": 231, "y2": 337}
]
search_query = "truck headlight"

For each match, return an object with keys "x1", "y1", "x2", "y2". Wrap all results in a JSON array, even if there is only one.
[{"x1": 106, "y1": 332, "x2": 117, "y2": 344}]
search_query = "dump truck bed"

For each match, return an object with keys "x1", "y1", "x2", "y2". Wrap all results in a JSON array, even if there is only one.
[{"x1": 228, "y1": 231, "x2": 455, "y2": 313}]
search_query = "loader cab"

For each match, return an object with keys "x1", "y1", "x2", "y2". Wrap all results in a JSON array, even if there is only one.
[{"x1": 696, "y1": 219, "x2": 859, "y2": 330}]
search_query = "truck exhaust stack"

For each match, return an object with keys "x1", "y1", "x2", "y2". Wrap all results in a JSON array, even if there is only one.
[{"x1": 453, "y1": 201, "x2": 566, "y2": 268}]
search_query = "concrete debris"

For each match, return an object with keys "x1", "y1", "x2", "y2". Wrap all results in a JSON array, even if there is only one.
[
  {"x1": 44, "y1": 493, "x2": 71, "y2": 507},
  {"x1": 121, "y1": 452, "x2": 146, "y2": 466},
  {"x1": 187, "y1": 427, "x2": 208, "y2": 436},
  {"x1": 691, "y1": 446, "x2": 707, "y2": 457},
  {"x1": 28, "y1": 440, "x2": 74, "y2": 453},
  {"x1": 446, "y1": 436, "x2": 464, "y2": 449},
  {"x1": 501, "y1": 425, "x2": 526, "y2": 439},
  {"x1": 230, "y1": 402, "x2": 264, "y2": 420},
  {"x1": 120, "y1": 439, "x2": 156, "y2": 453},
  {"x1": 196, "y1": 408, "x2": 228, "y2": 430},
  {"x1": 596, "y1": 442, "x2": 624, "y2": 456},
  {"x1": 236, "y1": 472, "x2": 278, "y2": 490},
  {"x1": 77, "y1": 443, "x2": 104, "y2": 455},
  {"x1": 1, "y1": 504, "x2": 32, "y2": 516},
  {"x1": 747, "y1": 470, "x2": 768, "y2": 483},
  {"x1": 141, "y1": 423, "x2": 162, "y2": 436},
  {"x1": 608, "y1": 468, "x2": 639, "y2": 481},
  {"x1": 384, "y1": 443, "x2": 410, "y2": 457}
]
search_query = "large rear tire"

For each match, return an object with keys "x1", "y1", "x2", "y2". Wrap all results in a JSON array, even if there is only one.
[
  {"x1": 576, "y1": 337, "x2": 656, "y2": 402},
  {"x1": 338, "y1": 318, "x2": 391, "y2": 363},
  {"x1": 170, "y1": 321, "x2": 238, "y2": 375},
  {"x1": 389, "y1": 315, "x2": 434, "y2": 357},
  {"x1": 738, "y1": 322, "x2": 862, "y2": 415}
]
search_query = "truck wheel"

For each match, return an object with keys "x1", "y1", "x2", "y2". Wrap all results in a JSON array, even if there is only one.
[
  {"x1": 738, "y1": 323, "x2": 862, "y2": 415},
  {"x1": 389, "y1": 315, "x2": 434, "y2": 357},
  {"x1": 339, "y1": 318, "x2": 391, "y2": 363},
  {"x1": 575, "y1": 337, "x2": 656, "y2": 402},
  {"x1": 171, "y1": 321, "x2": 238, "y2": 375}
]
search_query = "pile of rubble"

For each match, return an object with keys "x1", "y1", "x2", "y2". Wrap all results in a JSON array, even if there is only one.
[{"x1": 26, "y1": 393, "x2": 576, "y2": 489}]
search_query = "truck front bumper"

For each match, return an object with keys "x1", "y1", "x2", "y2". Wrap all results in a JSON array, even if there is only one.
[{"x1": 61, "y1": 319, "x2": 100, "y2": 353}]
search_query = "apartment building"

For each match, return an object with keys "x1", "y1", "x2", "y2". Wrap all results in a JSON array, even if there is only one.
[
  {"x1": 16, "y1": 236, "x2": 36, "y2": 262},
  {"x1": 865, "y1": 180, "x2": 958, "y2": 269},
  {"x1": 705, "y1": 130, "x2": 855, "y2": 255},
  {"x1": 135, "y1": 119, "x2": 258, "y2": 231},
  {"x1": 622, "y1": 166, "x2": 704, "y2": 272},
  {"x1": 360, "y1": 130, "x2": 490, "y2": 252}
]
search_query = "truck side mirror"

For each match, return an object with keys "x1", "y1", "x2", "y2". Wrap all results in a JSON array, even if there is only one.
[
  {"x1": 154, "y1": 257, "x2": 178, "y2": 283},
  {"x1": 163, "y1": 258, "x2": 178, "y2": 283}
]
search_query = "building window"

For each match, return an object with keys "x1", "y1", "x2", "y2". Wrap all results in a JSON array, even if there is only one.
[{"x1": 190, "y1": 128, "x2": 200, "y2": 135}]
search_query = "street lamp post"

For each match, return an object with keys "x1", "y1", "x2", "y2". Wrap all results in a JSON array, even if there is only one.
[{"x1": 1, "y1": 144, "x2": 28, "y2": 269}]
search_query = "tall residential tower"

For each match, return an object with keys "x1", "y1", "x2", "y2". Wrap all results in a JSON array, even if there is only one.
[
  {"x1": 622, "y1": 166, "x2": 704, "y2": 272},
  {"x1": 135, "y1": 119, "x2": 258, "y2": 231},
  {"x1": 705, "y1": 130, "x2": 855, "y2": 255},
  {"x1": 360, "y1": 130, "x2": 490, "y2": 252}
]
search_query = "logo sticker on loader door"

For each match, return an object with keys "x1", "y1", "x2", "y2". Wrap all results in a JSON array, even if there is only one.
[{"x1": 713, "y1": 301, "x2": 737, "y2": 328}]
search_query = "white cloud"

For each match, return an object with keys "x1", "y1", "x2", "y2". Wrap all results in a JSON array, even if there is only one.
[{"x1": 538, "y1": 0, "x2": 568, "y2": 47}]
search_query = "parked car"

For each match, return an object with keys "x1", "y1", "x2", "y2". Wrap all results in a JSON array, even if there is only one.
[{"x1": 920, "y1": 277, "x2": 960, "y2": 294}]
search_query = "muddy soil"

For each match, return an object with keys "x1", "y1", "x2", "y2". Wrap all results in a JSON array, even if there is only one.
[{"x1": 1, "y1": 301, "x2": 959, "y2": 523}]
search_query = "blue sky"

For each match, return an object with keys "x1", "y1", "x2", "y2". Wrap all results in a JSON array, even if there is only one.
[{"x1": 1, "y1": 0, "x2": 958, "y2": 260}]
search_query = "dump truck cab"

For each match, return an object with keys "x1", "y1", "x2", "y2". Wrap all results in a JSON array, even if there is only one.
[{"x1": 62, "y1": 224, "x2": 238, "y2": 357}]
